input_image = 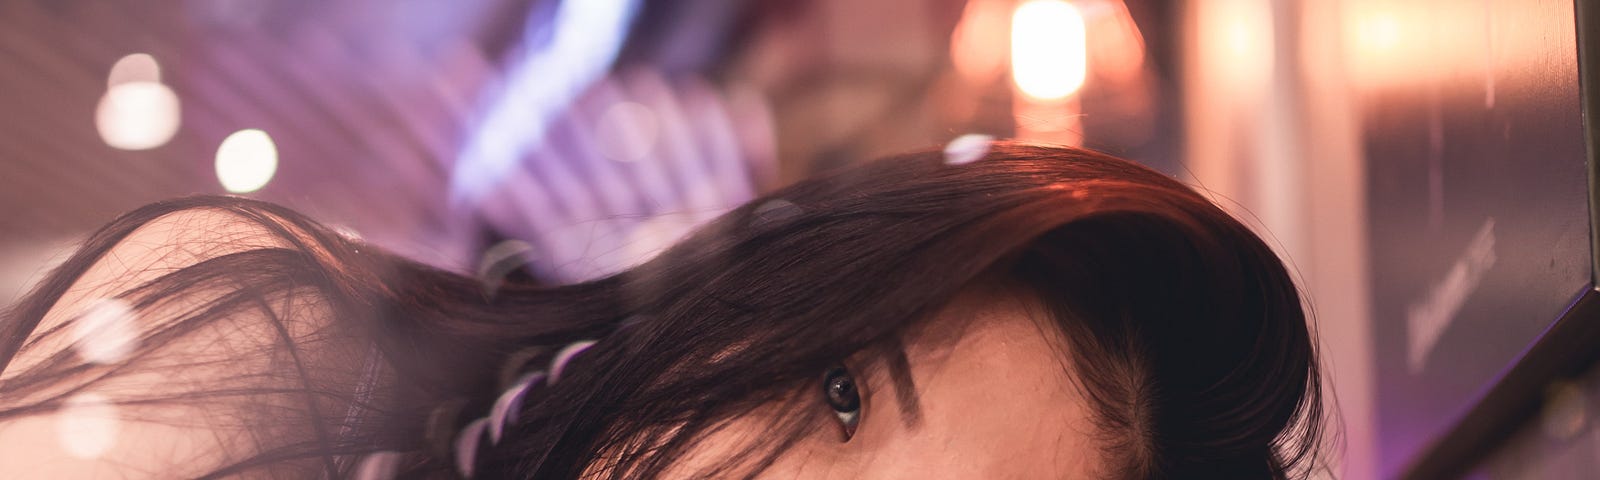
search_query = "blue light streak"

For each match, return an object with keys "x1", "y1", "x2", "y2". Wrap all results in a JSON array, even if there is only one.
[{"x1": 448, "y1": 0, "x2": 642, "y2": 207}]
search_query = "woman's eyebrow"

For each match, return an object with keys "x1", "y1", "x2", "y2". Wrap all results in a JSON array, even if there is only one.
[{"x1": 885, "y1": 342, "x2": 923, "y2": 428}]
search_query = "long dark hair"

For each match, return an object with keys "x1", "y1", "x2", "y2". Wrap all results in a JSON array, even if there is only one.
[{"x1": 0, "y1": 142, "x2": 1324, "y2": 479}]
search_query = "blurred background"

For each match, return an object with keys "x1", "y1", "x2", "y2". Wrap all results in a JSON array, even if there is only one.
[{"x1": 3, "y1": 0, "x2": 1600, "y2": 478}]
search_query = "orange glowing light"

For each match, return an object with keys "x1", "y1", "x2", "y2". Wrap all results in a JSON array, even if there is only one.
[
  {"x1": 1197, "y1": 0, "x2": 1273, "y2": 93},
  {"x1": 1011, "y1": 0, "x2": 1088, "y2": 101},
  {"x1": 951, "y1": 0, "x2": 1013, "y2": 85},
  {"x1": 1087, "y1": 1, "x2": 1148, "y2": 83}
]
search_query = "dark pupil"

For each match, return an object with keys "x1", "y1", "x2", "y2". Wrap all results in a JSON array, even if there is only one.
[{"x1": 824, "y1": 368, "x2": 860, "y2": 412}]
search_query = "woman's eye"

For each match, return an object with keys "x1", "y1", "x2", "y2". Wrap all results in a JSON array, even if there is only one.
[{"x1": 822, "y1": 365, "x2": 862, "y2": 440}]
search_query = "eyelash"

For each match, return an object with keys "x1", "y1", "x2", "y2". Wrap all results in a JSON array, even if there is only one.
[{"x1": 821, "y1": 364, "x2": 863, "y2": 441}]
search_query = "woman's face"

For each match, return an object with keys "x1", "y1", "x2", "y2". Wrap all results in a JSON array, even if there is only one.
[{"x1": 662, "y1": 287, "x2": 1106, "y2": 478}]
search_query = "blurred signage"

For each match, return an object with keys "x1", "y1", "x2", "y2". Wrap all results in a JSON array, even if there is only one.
[{"x1": 1357, "y1": 0, "x2": 1592, "y2": 474}]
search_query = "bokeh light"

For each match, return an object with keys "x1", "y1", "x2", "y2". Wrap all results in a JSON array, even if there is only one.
[
  {"x1": 1086, "y1": 1, "x2": 1148, "y2": 83},
  {"x1": 72, "y1": 298, "x2": 139, "y2": 365},
  {"x1": 106, "y1": 53, "x2": 161, "y2": 87},
  {"x1": 951, "y1": 0, "x2": 1012, "y2": 85},
  {"x1": 1011, "y1": 0, "x2": 1087, "y2": 101},
  {"x1": 1356, "y1": 12, "x2": 1401, "y2": 53},
  {"x1": 95, "y1": 54, "x2": 181, "y2": 152},
  {"x1": 1199, "y1": 0, "x2": 1274, "y2": 93},
  {"x1": 55, "y1": 393, "x2": 120, "y2": 459},
  {"x1": 215, "y1": 129, "x2": 279, "y2": 193}
]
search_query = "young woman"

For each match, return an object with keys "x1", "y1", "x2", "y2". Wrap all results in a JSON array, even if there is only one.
[{"x1": 0, "y1": 142, "x2": 1325, "y2": 479}]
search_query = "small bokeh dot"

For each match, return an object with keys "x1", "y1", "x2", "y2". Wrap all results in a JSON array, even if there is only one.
[{"x1": 55, "y1": 393, "x2": 121, "y2": 460}]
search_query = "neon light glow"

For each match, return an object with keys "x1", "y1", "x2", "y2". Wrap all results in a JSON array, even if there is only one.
[
  {"x1": 448, "y1": 0, "x2": 641, "y2": 206},
  {"x1": 1011, "y1": 0, "x2": 1088, "y2": 101}
]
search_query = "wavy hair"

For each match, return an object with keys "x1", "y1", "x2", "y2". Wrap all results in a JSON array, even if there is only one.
[{"x1": 0, "y1": 142, "x2": 1324, "y2": 478}]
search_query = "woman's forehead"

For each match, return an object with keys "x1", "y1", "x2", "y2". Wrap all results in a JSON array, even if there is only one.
[
  {"x1": 858, "y1": 286, "x2": 1099, "y2": 478},
  {"x1": 895, "y1": 282, "x2": 1059, "y2": 357}
]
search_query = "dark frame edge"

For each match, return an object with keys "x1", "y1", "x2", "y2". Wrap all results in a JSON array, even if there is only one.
[
  {"x1": 1400, "y1": 287, "x2": 1600, "y2": 479},
  {"x1": 1581, "y1": 0, "x2": 1600, "y2": 289},
  {"x1": 1400, "y1": 1, "x2": 1600, "y2": 477}
]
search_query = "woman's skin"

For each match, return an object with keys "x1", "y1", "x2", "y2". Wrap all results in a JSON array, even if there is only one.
[{"x1": 663, "y1": 286, "x2": 1104, "y2": 479}]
